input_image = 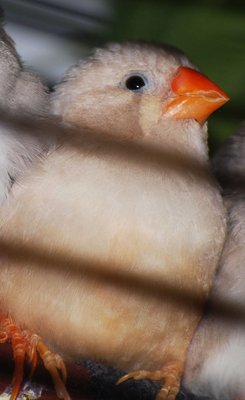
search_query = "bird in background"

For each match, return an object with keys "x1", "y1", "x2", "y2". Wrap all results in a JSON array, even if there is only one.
[
  {"x1": 0, "y1": 42, "x2": 229, "y2": 400},
  {"x1": 0, "y1": 17, "x2": 70, "y2": 400},
  {"x1": 183, "y1": 121, "x2": 245, "y2": 400},
  {"x1": 0, "y1": 18, "x2": 51, "y2": 205}
]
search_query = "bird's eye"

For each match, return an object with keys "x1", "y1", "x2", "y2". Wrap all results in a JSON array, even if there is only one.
[{"x1": 125, "y1": 75, "x2": 147, "y2": 91}]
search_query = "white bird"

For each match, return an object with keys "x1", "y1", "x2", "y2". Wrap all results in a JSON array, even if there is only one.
[
  {"x1": 0, "y1": 42, "x2": 228, "y2": 400},
  {"x1": 0, "y1": 23, "x2": 50, "y2": 204},
  {"x1": 183, "y1": 121, "x2": 245, "y2": 400}
]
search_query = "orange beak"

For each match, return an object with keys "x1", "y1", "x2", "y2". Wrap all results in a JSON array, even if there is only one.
[{"x1": 163, "y1": 66, "x2": 229, "y2": 124}]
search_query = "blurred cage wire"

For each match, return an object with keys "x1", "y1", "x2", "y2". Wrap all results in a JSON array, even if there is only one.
[
  {"x1": 1, "y1": 0, "x2": 112, "y2": 83},
  {"x1": 0, "y1": 0, "x2": 245, "y2": 151}
]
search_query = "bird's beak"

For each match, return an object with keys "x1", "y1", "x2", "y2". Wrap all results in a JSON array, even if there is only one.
[{"x1": 163, "y1": 66, "x2": 229, "y2": 124}]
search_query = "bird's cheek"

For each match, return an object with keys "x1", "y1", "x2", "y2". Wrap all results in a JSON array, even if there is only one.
[{"x1": 138, "y1": 96, "x2": 163, "y2": 135}]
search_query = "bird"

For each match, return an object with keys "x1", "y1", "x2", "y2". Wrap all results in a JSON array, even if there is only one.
[
  {"x1": 0, "y1": 20, "x2": 51, "y2": 205},
  {"x1": 183, "y1": 121, "x2": 245, "y2": 400},
  {"x1": 0, "y1": 42, "x2": 229, "y2": 400},
  {"x1": 0, "y1": 18, "x2": 63, "y2": 400}
]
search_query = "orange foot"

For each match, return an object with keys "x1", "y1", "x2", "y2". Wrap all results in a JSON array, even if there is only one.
[
  {"x1": 0, "y1": 314, "x2": 71, "y2": 400},
  {"x1": 117, "y1": 361, "x2": 183, "y2": 400}
]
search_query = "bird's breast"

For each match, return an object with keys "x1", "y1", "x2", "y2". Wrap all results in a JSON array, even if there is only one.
[{"x1": 0, "y1": 149, "x2": 225, "y2": 371}]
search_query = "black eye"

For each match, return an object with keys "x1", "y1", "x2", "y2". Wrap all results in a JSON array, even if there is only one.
[{"x1": 125, "y1": 75, "x2": 147, "y2": 91}]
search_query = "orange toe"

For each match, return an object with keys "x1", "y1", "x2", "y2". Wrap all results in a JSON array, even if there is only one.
[
  {"x1": 117, "y1": 360, "x2": 183, "y2": 400},
  {"x1": 34, "y1": 338, "x2": 70, "y2": 400},
  {"x1": 0, "y1": 315, "x2": 26, "y2": 400},
  {"x1": 0, "y1": 314, "x2": 70, "y2": 400}
]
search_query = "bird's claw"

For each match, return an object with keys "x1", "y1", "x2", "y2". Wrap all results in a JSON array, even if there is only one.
[
  {"x1": 0, "y1": 314, "x2": 26, "y2": 400},
  {"x1": 0, "y1": 314, "x2": 70, "y2": 400},
  {"x1": 117, "y1": 369, "x2": 164, "y2": 384},
  {"x1": 117, "y1": 361, "x2": 182, "y2": 400},
  {"x1": 34, "y1": 339, "x2": 70, "y2": 399}
]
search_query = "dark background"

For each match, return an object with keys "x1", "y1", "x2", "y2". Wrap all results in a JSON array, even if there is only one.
[{"x1": 1, "y1": 0, "x2": 244, "y2": 152}]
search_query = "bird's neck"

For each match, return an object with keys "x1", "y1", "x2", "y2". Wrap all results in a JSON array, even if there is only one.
[{"x1": 141, "y1": 119, "x2": 210, "y2": 168}]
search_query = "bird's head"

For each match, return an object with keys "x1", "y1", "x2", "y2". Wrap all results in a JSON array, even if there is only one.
[
  {"x1": 0, "y1": 24, "x2": 49, "y2": 117},
  {"x1": 52, "y1": 42, "x2": 229, "y2": 150}
]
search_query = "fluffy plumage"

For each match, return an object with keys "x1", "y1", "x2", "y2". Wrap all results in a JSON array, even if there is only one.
[
  {"x1": 183, "y1": 122, "x2": 245, "y2": 400},
  {"x1": 0, "y1": 42, "x2": 227, "y2": 399},
  {"x1": 0, "y1": 24, "x2": 50, "y2": 204}
]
